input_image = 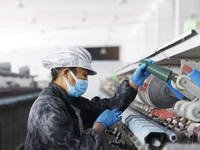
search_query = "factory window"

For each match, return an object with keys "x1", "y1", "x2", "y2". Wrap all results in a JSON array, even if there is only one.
[{"x1": 85, "y1": 47, "x2": 119, "y2": 60}]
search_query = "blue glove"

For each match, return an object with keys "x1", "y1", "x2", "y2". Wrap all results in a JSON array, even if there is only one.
[
  {"x1": 131, "y1": 59, "x2": 155, "y2": 87},
  {"x1": 94, "y1": 108, "x2": 122, "y2": 130}
]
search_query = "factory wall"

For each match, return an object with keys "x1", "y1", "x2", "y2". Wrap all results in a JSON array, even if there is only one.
[
  {"x1": 175, "y1": 0, "x2": 200, "y2": 37},
  {"x1": 120, "y1": 0, "x2": 200, "y2": 63}
]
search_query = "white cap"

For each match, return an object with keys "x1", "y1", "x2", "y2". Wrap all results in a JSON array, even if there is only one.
[{"x1": 42, "y1": 46, "x2": 97, "y2": 75}]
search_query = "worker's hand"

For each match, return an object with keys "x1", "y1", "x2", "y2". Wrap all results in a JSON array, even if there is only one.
[
  {"x1": 94, "y1": 109, "x2": 122, "y2": 130},
  {"x1": 131, "y1": 59, "x2": 154, "y2": 87}
]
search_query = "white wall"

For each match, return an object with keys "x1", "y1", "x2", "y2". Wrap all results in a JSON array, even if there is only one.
[
  {"x1": 157, "y1": 0, "x2": 175, "y2": 47},
  {"x1": 175, "y1": 0, "x2": 200, "y2": 37},
  {"x1": 82, "y1": 61, "x2": 122, "y2": 99},
  {"x1": 120, "y1": 0, "x2": 200, "y2": 64}
]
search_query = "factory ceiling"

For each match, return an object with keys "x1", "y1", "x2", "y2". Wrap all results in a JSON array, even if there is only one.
[{"x1": 0, "y1": 0, "x2": 160, "y2": 51}]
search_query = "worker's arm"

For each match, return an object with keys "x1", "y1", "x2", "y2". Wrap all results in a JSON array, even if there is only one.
[
  {"x1": 92, "y1": 122, "x2": 104, "y2": 135},
  {"x1": 84, "y1": 80, "x2": 138, "y2": 113},
  {"x1": 129, "y1": 79, "x2": 139, "y2": 90}
]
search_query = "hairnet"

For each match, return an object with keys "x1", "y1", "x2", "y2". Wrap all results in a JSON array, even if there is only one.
[{"x1": 42, "y1": 46, "x2": 97, "y2": 75}]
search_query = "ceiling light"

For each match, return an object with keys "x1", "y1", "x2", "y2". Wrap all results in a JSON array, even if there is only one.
[
  {"x1": 116, "y1": 0, "x2": 127, "y2": 5},
  {"x1": 82, "y1": 17, "x2": 86, "y2": 22},
  {"x1": 100, "y1": 48, "x2": 107, "y2": 55},
  {"x1": 16, "y1": 0, "x2": 24, "y2": 8},
  {"x1": 110, "y1": 27, "x2": 114, "y2": 32},
  {"x1": 71, "y1": 26, "x2": 76, "y2": 29},
  {"x1": 30, "y1": 17, "x2": 37, "y2": 24},
  {"x1": 111, "y1": 14, "x2": 119, "y2": 21},
  {"x1": 81, "y1": 12, "x2": 87, "y2": 22},
  {"x1": 48, "y1": 38, "x2": 53, "y2": 42},
  {"x1": 106, "y1": 36, "x2": 111, "y2": 40},
  {"x1": 55, "y1": 44, "x2": 61, "y2": 50},
  {"x1": 41, "y1": 30, "x2": 46, "y2": 34}
]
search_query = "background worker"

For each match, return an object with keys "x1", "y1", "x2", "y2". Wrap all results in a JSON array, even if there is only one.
[{"x1": 25, "y1": 46, "x2": 154, "y2": 150}]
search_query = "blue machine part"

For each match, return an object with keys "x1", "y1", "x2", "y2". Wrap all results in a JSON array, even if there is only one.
[
  {"x1": 121, "y1": 107, "x2": 177, "y2": 145},
  {"x1": 166, "y1": 79, "x2": 184, "y2": 100},
  {"x1": 188, "y1": 68, "x2": 200, "y2": 88}
]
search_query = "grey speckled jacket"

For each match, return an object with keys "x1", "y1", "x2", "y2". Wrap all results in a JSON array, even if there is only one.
[{"x1": 24, "y1": 80, "x2": 137, "y2": 150}]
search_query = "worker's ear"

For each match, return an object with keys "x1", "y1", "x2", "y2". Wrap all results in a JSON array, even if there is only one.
[{"x1": 62, "y1": 68, "x2": 70, "y2": 79}]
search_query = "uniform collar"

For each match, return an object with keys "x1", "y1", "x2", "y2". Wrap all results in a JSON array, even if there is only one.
[
  {"x1": 48, "y1": 82, "x2": 87, "y2": 112},
  {"x1": 48, "y1": 82, "x2": 77, "y2": 111}
]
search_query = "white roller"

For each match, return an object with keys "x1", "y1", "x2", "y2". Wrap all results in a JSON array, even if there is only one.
[{"x1": 186, "y1": 103, "x2": 200, "y2": 122}]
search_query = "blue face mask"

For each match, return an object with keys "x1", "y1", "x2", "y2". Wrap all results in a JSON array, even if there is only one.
[{"x1": 65, "y1": 70, "x2": 88, "y2": 97}]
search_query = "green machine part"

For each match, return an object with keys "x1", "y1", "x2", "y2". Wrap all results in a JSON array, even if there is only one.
[
  {"x1": 184, "y1": 19, "x2": 197, "y2": 33},
  {"x1": 110, "y1": 73, "x2": 120, "y2": 83},
  {"x1": 139, "y1": 60, "x2": 172, "y2": 82}
]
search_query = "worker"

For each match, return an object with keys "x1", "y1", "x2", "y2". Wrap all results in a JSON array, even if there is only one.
[{"x1": 24, "y1": 46, "x2": 154, "y2": 150}]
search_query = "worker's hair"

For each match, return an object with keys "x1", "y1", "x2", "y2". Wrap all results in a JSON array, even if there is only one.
[{"x1": 51, "y1": 67, "x2": 77, "y2": 81}]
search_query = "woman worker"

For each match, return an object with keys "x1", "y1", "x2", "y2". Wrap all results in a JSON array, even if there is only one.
[{"x1": 25, "y1": 46, "x2": 154, "y2": 150}]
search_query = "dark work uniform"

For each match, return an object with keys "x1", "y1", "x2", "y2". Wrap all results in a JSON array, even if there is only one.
[{"x1": 24, "y1": 80, "x2": 137, "y2": 150}]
